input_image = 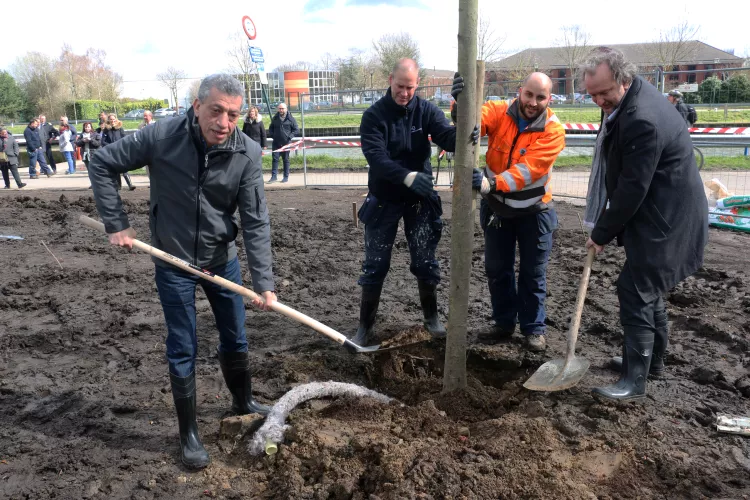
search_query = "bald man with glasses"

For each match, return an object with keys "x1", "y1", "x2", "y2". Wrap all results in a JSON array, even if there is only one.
[{"x1": 267, "y1": 103, "x2": 298, "y2": 183}]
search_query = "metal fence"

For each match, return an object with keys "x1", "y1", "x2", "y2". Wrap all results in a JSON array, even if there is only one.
[{"x1": 661, "y1": 67, "x2": 750, "y2": 105}]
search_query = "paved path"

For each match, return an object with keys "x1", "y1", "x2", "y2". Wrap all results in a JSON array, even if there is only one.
[{"x1": 5, "y1": 161, "x2": 748, "y2": 202}]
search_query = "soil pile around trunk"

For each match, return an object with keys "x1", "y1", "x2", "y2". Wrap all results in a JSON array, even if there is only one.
[{"x1": 1, "y1": 189, "x2": 749, "y2": 499}]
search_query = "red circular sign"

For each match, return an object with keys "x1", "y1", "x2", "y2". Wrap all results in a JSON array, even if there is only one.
[{"x1": 242, "y1": 16, "x2": 257, "y2": 40}]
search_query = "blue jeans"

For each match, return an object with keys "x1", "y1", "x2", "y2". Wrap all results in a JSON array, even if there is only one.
[
  {"x1": 63, "y1": 151, "x2": 76, "y2": 174},
  {"x1": 358, "y1": 193, "x2": 443, "y2": 286},
  {"x1": 271, "y1": 151, "x2": 290, "y2": 179},
  {"x1": 480, "y1": 201, "x2": 557, "y2": 335},
  {"x1": 27, "y1": 148, "x2": 52, "y2": 176},
  {"x1": 154, "y1": 257, "x2": 249, "y2": 378}
]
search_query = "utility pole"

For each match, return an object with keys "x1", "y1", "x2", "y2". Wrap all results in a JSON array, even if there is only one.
[{"x1": 443, "y1": 0, "x2": 480, "y2": 393}]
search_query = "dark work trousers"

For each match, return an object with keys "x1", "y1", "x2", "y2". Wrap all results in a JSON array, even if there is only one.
[
  {"x1": 357, "y1": 192, "x2": 443, "y2": 286},
  {"x1": 45, "y1": 142, "x2": 57, "y2": 172},
  {"x1": 154, "y1": 257, "x2": 249, "y2": 378},
  {"x1": 1, "y1": 162, "x2": 23, "y2": 187},
  {"x1": 479, "y1": 200, "x2": 557, "y2": 336},
  {"x1": 271, "y1": 151, "x2": 290, "y2": 179},
  {"x1": 617, "y1": 261, "x2": 663, "y2": 331}
]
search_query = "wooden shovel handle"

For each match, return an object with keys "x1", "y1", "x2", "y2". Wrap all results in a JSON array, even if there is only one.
[
  {"x1": 79, "y1": 215, "x2": 349, "y2": 345},
  {"x1": 566, "y1": 247, "x2": 596, "y2": 361}
]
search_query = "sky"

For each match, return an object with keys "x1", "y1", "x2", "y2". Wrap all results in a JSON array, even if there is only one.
[{"x1": 3, "y1": 0, "x2": 749, "y2": 102}]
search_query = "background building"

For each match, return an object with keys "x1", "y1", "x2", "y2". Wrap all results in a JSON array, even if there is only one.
[{"x1": 488, "y1": 41, "x2": 745, "y2": 97}]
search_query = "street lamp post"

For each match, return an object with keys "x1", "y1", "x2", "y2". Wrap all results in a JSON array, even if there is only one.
[{"x1": 370, "y1": 71, "x2": 373, "y2": 89}]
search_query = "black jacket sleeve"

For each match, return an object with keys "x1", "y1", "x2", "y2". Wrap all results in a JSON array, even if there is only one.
[
  {"x1": 237, "y1": 144, "x2": 274, "y2": 293},
  {"x1": 88, "y1": 126, "x2": 156, "y2": 234},
  {"x1": 289, "y1": 115, "x2": 299, "y2": 139},
  {"x1": 260, "y1": 121, "x2": 267, "y2": 147},
  {"x1": 427, "y1": 104, "x2": 457, "y2": 152}
]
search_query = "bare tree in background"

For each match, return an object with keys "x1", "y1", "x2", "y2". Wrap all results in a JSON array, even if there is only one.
[
  {"x1": 477, "y1": 11, "x2": 506, "y2": 63},
  {"x1": 319, "y1": 52, "x2": 337, "y2": 71},
  {"x1": 555, "y1": 25, "x2": 590, "y2": 100},
  {"x1": 646, "y1": 21, "x2": 700, "y2": 73},
  {"x1": 157, "y1": 67, "x2": 187, "y2": 109},
  {"x1": 225, "y1": 31, "x2": 258, "y2": 106},
  {"x1": 372, "y1": 32, "x2": 423, "y2": 80}
]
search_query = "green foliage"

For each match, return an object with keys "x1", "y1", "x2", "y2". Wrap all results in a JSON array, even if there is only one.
[
  {"x1": 66, "y1": 98, "x2": 167, "y2": 119},
  {"x1": 695, "y1": 75, "x2": 750, "y2": 104},
  {"x1": 0, "y1": 71, "x2": 28, "y2": 121}
]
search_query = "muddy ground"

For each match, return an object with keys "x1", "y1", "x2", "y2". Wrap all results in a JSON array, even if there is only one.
[{"x1": 1, "y1": 188, "x2": 749, "y2": 500}]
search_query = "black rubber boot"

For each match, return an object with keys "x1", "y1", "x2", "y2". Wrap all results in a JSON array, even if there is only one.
[
  {"x1": 123, "y1": 172, "x2": 136, "y2": 191},
  {"x1": 350, "y1": 283, "x2": 383, "y2": 347},
  {"x1": 170, "y1": 372, "x2": 210, "y2": 470},
  {"x1": 593, "y1": 327, "x2": 654, "y2": 401},
  {"x1": 418, "y1": 281, "x2": 446, "y2": 338},
  {"x1": 217, "y1": 349, "x2": 271, "y2": 416},
  {"x1": 609, "y1": 307, "x2": 668, "y2": 379}
]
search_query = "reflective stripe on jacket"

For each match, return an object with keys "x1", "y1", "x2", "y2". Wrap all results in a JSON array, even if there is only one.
[{"x1": 481, "y1": 99, "x2": 565, "y2": 216}]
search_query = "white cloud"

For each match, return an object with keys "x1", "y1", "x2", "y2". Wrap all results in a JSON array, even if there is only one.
[{"x1": 1, "y1": 0, "x2": 747, "y2": 100}]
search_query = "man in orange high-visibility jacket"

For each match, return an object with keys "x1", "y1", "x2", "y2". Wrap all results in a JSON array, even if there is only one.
[{"x1": 458, "y1": 72, "x2": 565, "y2": 351}]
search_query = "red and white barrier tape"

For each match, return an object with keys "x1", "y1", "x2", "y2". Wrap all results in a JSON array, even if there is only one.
[{"x1": 563, "y1": 123, "x2": 749, "y2": 134}]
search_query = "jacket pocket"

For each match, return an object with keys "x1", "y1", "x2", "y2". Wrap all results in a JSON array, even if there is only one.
[
  {"x1": 537, "y1": 209, "x2": 559, "y2": 236},
  {"x1": 358, "y1": 194, "x2": 384, "y2": 225}
]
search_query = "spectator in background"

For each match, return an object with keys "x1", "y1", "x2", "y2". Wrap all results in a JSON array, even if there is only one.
[
  {"x1": 98, "y1": 111, "x2": 108, "y2": 130},
  {"x1": 76, "y1": 122, "x2": 101, "y2": 171},
  {"x1": 242, "y1": 106, "x2": 267, "y2": 150},
  {"x1": 38, "y1": 115, "x2": 57, "y2": 173},
  {"x1": 57, "y1": 123, "x2": 77, "y2": 174},
  {"x1": 667, "y1": 90, "x2": 691, "y2": 127},
  {"x1": 0, "y1": 128, "x2": 26, "y2": 189},
  {"x1": 23, "y1": 119, "x2": 54, "y2": 178},
  {"x1": 267, "y1": 103, "x2": 298, "y2": 183},
  {"x1": 101, "y1": 113, "x2": 136, "y2": 191},
  {"x1": 139, "y1": 110, "x2": 154, "y2": 130}
]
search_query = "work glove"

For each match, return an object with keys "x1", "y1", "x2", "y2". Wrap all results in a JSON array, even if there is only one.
[
  {"x1": 471, "y1": 125, "x2": 480, "y2": 145},
  {"x1": 450, "y1": 72, "x2": 464, "y2": 101},
  {"x1": 404, "y1": 172, "x2": 434, "y2": 198},
  {"x1": 472, "y1": 168, "x2": 495, "y2": 195}
]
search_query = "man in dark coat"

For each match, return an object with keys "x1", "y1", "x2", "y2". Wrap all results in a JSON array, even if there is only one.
[
  {"x1": 38, "y1": 115, "x2": 57, "y2": 173},
  {"x1": 23, "y1": 119, "x2": 54, "y2": 178},
  {"x1": 667, "y1": 90, "x2": 691, "y2": 127},
  {"x1": 581, "y1": 46, "x2": 708, "y2": 401},
  {"x1": 351, "y1": 58, "x2": 469, "y2": 347},
  {"x1": 266, "y1": 103, "x2": 298, "y2": 183}
]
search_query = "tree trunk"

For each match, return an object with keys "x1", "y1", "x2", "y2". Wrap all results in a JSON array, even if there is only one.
[{"x1": 442, "y1": 0, "x2": 479, "y2": 394}]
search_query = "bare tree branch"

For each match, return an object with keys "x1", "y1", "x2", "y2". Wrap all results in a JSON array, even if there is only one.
[
  {"x1": 477, "y1": 12, "x2": 506, "y2": 63},
  {"x1": 156, "y1": 67, "x2": 187, "y2": 108},
  {"x1": 554, "y1": 25, "x2": 591, "y2": 99},
  {"x1": 645, "y1": 20, "x2": 700, "y2": 71}
]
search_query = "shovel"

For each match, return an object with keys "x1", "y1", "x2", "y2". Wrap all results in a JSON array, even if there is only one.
[
  {"x1": 79, "y1": 216, "x2": 380, "y2": 354},
  {"x1": 523, "y1": 247, "x2": 595, "y2": 392}
]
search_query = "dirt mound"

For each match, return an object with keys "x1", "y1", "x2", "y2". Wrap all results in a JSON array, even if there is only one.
[{"x1": 1, "y1": 189, "x2": 749, "y2": 499}]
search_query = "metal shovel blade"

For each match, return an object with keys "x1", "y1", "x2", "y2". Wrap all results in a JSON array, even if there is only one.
[{"x1": 523, "y1": 357, "x2": 591, "y2": 392}]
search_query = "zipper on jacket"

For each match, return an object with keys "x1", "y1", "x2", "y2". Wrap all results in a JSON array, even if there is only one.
[
  {"x1": 254, "y1": 186, "x2": 261, "y2": 218},
  {"x1": 193, "y1": 153, "x2": 209, "y2": 264}
]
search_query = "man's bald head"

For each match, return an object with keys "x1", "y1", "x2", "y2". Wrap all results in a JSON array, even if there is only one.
[
  {"x1": 517, "y1": 72, "x2": 553, "y2": 120},
  {"x1": 521, "y1": 72, "x2": 553, "y2": 93},
  {"x1": 389, "y1": 58, "x2": 420, "y2": 106},
  {"x1": 391, "y1": 58, "x2": 419, "y2": 76}
]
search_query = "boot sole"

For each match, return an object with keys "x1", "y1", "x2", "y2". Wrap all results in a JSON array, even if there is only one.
[
  {"x1": 592, "y1": 391, "x2": 646, "y2": 402},
  {"x1": 181, "y1": 455, "x2": 211, "y2": 470}
]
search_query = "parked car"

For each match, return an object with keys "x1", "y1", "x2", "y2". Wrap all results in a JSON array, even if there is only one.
[
  {"x1": 154, "y1": 108, "x2": 175, "y2": 117},
  {"x1": 550, "y1": 94, "x2": 566, "y2": 104},
  {"x1": 123, "y1": 109, "x2": 145, "y2": 119}
]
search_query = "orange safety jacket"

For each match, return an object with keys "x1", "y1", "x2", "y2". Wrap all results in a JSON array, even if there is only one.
[{"x1": 481, "y1": 99, "x2": 565, "y2": 217}]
